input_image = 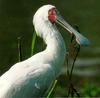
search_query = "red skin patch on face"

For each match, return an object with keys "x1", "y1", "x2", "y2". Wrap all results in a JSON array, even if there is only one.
[{"x1": 48, "y1": 8, "x2": 57, "y2": 23}]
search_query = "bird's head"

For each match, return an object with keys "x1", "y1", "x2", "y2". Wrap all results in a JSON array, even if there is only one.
[
  {"x1": 33, "y1": 5, "x2": 55, "y2": 24},
  {"x1": 33, "y1": 5, "x2": 90, "y2": 46}
]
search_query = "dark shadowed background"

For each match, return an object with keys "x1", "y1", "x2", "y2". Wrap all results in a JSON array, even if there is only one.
[{"x1": 0, "y1": 0, "x2": 100, "y2": 97}]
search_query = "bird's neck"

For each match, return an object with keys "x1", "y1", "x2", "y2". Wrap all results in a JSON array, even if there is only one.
[{"x1": 43, "y1": 23, "x2": 66, "y2": 75}]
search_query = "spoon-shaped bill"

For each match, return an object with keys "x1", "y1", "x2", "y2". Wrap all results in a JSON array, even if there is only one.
[{"x1": 56, "y1": 15, "x2": 90, "y2": 46}]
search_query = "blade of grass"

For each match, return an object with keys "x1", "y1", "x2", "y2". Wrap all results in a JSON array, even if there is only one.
[
  {"x1": 46, "y1": 80, "x2": 57, "y2": 98},
  {"x1": 31, "y1": 31, "x2": 37, "y2": 55}
]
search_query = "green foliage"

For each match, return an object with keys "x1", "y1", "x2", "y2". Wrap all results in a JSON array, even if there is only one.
[
  {"x1": 31, "y1": 31, "x2": 36, "y2": 55},
  {"x1": 80, "y1": 82, "x2": 100, "y2": 97}
]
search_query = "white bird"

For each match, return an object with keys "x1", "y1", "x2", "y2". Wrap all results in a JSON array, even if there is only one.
[{"x1": 0, "y1": 4, "x2": 89, "y2": 98}]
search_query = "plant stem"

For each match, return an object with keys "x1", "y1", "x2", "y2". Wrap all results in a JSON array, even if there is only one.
[
  {"x1": 17, "y1": 36, "x2": 22, "y2": 62},
  {"x1": 67, "y1": 25, "x2": 81, "y2": 97},
  {"x1": 69, "y1": 46, "x2": 80, "y2": 81}
]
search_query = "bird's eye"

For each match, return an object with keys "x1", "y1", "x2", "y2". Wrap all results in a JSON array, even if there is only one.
[{"x1": 48, "y1": 8, "x2": 57, "y2": 23}]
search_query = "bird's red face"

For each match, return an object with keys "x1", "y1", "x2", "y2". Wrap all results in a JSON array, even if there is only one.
[{"x1": 48, "y1": 8, "x2": 57, "y2": 23}]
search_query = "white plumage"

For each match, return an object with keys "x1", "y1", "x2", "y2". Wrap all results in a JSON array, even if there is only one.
[{"x1": 0, "y1": 4, "x2": 89, "y2": 98}]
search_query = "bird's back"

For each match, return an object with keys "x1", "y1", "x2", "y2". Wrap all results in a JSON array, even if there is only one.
[{"x1": 0, "y1": 62, "x2": 55, "y2": 98}]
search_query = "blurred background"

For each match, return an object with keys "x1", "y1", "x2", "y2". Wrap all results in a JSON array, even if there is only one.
[{"x1": 0, "y1": 0, "x2": 100, "y2": 97}]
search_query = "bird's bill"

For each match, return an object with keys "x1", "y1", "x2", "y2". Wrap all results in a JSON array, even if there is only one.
[{"x1": 56, "y1": 15, "x2": 90, "y2": 46}]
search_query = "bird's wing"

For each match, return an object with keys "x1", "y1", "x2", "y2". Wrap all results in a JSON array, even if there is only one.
[{"x1": 0, "y1": 63, "x2": 55, "y2": 98}]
